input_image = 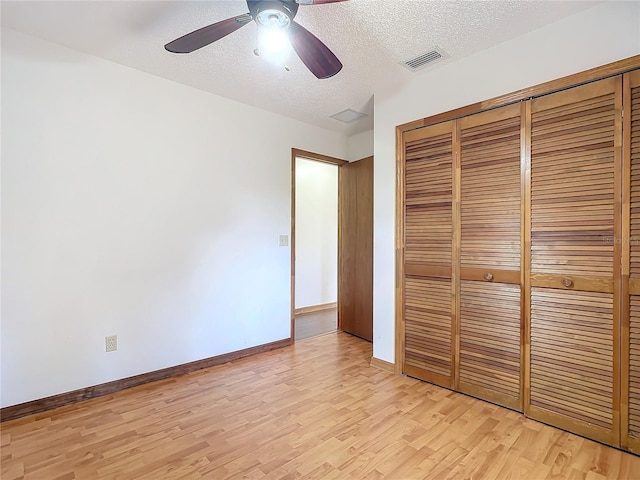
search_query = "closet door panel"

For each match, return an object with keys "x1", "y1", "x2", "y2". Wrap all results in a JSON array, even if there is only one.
[
  {"x1": 402, "y1": 122, "x2": 454, "y2": 387},
  {"x1": 530, "y1": 80, "x2": 616, "y2": 281},
  {"x1": 529, "y1": 77, "x2": 620, "y2": 446},
  {"x1": 404, "y1": 124, "x2": 453, "y2": 267},
  {"x1": 459, "y1": 281, "x2": 521, "y2": 410},
  {"x1": 629, "y1": 296, "x2": 640, "y2": 453},
  {"x1": 457, "y1": 103, "x2": 522, "y2": 410},
  {"x1": 530, "y1": 288, "x2": 614, "y2": 429},
  {"x1": 404, "y1": 276, "x2": 452, "y2": 384},
  {"x1": 459, "y1": 104, "x2": 522, "y2": 271},
  {"x1": 624, "y1": 69, "x2": 640, "y2": 453}
]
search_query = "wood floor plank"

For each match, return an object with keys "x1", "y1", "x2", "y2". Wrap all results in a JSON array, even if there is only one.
[
  {"x1": 2, "y1": 332, "x2": 639, "y2": 479},
  {"x1": 295, "y1": 309, "x2": 337, "y2": 341}
]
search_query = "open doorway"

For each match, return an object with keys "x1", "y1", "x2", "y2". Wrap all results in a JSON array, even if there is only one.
[
  {"x1": 290, "y1": 148, "x2": 373, "y2": 343},
  {"x1": 291, "y1": 150, "x2": 346, "y2": 341}
]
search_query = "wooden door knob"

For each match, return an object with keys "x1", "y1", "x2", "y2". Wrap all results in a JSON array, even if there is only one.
[
  {"x1": 484, "y1": 272, "x2": 493, "y2": 281},
  {"x1": 562, "y1": 278, "x2": 574, "y2": 288}
]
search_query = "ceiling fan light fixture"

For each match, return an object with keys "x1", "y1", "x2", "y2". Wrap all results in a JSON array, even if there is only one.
[
  {"x1": 250, "y1": 1, "x2": 299, "y2": 30},
  {"x1": 256, "y1": 8, "x2": 291, "y2": 29},
  {"x1": 258, "y1": 27, "x2": 290, "y2": 55}
]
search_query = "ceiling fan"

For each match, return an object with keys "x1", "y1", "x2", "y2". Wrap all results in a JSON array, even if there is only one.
[{"x1": 165, "y1": 0, "x2": 348, "y2": 79}]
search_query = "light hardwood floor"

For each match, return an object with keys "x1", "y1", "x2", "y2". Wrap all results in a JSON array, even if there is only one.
[
  {"x1": 2, "y1": 332, "x2": 639, "y2": 479},
  {"x1": 295, "y1": 308, "x2": 337, "y2": 341}
]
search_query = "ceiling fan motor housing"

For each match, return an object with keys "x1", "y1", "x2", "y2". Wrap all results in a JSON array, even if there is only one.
[{"x1": 247, "y1": 0, "x2": 299, "y2": 27}]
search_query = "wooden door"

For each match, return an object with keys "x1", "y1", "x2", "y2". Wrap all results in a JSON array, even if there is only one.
[
  {"x1": 456, "y1": 104, "x2": 523, "y2": 411},
  {"x1": 528, "y1": 77, "x2": 622, "y2": 446},
  {"x1": 401, "y1": 122, "x2": 455, "y2": 388},
  {"x1": 338, "y1": 156, "x2": 373, "y2": 341},
  {"x1": 623, "y1": 69, "x2": 640, "y2": 454}
]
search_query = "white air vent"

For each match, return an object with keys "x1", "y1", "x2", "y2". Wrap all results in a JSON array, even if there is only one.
[{"x1": 402, "y1": 48, "x2": 448, "y2": 72}]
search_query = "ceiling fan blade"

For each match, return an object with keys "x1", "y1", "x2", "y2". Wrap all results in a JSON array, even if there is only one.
[
  {"x1": 165, "y1": 13, "x2": 252, "y2": 54},
  {"x1": 289, "y1": 21, "x2": 342, "y2": 79},
  {"x1": 296, "y1": 0, "x2": 348, "y2": 4}
]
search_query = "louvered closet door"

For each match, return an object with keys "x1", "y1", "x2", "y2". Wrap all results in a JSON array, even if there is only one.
[
  {"x1": 403, "y1": 122, "x2": 454, "y2": 388},
  {"x1": 624, "y1": 69, "x2": 640, "y2": 454},
  {"x1": 529, "y1": 77, "x2": 622, "y2": 446},
  {"x1": 457, "y1": 104, "x2": 523, "y2": 411}
]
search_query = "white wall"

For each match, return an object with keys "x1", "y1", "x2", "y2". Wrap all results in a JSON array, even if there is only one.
[
  {"x1": 0, "y1": 29, "x2": 347, "y2": 408},
  {"x1": 347, "y1": 129, "x2": 374, "y2": 162},
  {"x1": 295, "y1": 158, "x2": 338, "y2": 309},
  {"x1": 373, "y1": 1, "x2": 640, "y2": 363}
]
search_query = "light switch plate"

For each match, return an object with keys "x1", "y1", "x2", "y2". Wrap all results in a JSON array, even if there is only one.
[{"x1": 279, "y1": 234, "x2": 289, "y2": 247}]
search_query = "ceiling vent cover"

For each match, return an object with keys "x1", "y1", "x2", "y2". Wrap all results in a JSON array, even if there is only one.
[
  {"x1": 402, "y1": 48, "x2": 448, "y2": 72},
  {"x1": 331, "y1": 109, "x2": 368, "y2": 124}
]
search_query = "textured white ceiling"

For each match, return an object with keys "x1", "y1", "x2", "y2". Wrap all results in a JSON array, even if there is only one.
[{"x1": 1, "y1": 0, "x2": 600, "y2": 136}]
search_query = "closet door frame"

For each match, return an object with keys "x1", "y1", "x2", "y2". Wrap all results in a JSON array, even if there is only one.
[{"x1": 395, "y1": 55, "x2": 640, "y2": 446}]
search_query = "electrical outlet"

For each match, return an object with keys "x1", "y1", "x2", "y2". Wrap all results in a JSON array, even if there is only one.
[{"x1": 105, "y1": 335, "x2": 117, "y2": 352}]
